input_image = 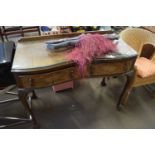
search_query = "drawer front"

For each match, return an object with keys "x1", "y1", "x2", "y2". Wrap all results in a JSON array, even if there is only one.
[
  {"x1": 17, "y1": 67, "x2": 80, "y2": 88},
  {"x1": 90, "y1": 60, "x2": 132, "y2": 76}
]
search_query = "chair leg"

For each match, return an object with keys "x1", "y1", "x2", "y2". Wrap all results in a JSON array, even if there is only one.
[
  {"x1": 0, "y1": 95, "x2": 32, "y2": 128},
  {"x1": 0, "y1": 98, "x2": 19, "y2": 104},
  {"x1": 5, "y1": 85, "x2": 17, "y2": 94},
  {"x1": 6, "y1": 91, "x2": 18, "y2": 95},
  {"x1": 0, "y1": 27, "x2": 4, "y2": 42},
  {"x1": 38, "y1": 27, "x2": 41, "y2": 35},
  {"x1": 0, "y1": 85, "x2": 32, "y2": 128},
  {"x1": 0, "y1": 85, "x2": 18, "y2": 104},
  {"x1": 0, "y1": 35, "x2": 4, "y2": 42},
  {"x1": 0, "y1": 117, "x2": 32, "y2": 129},
  {"x1": 5, "y1": 34, "x2": 8, "y2": 41},
  {"x1": 20, "y1": 26, "x2": 24, "y2": 37}
]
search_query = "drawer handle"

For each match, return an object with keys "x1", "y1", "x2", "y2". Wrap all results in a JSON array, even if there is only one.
[
  {"x1": 70, "y1": 70, "x2": 74, "y2": 78},
  {"x1": 28, "y1": 78, "x2": 32, "y2": 87}
]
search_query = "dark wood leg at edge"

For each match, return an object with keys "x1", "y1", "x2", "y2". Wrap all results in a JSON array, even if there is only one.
[
  {"x1": 32, "y1": 90, "x2": 37, "y2": 99},
  {"x1": 117, "y1": 70, "x2": 135, "y2": 110},
  {"x1": 101, "y1": 77, "x2": 106, "y2": 86},
  {"x1": 18, "y1": 88, "x2": 39, "y2": 128}
]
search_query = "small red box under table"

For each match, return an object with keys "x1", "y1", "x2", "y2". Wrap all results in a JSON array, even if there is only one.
[{"x1": 52, "y1": 81, "x2": 74, "y2": 92}]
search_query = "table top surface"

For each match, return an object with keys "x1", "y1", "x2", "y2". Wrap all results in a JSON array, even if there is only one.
[
  {"x1": 12, "y1": 34, "x2": 137, "y2": 73},
  {"x1": 0, "y1": 41, "x2": 14, "y2": 65}
]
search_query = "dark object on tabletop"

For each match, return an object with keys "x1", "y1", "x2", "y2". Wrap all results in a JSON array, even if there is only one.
[
  {"x1": 40, "y1": 26, "x2": 51, "y2": 32},
  {"x1": 60, "y1": 26, "x2": 72, "y2": 33},
  {"x1": 46, "y1": 36, "x2": 80, "y2": 51},
  {"x1": 71, "y1": 26, "x2": 100, "y2": 32},
  {"x1": 0, "y1": 41, "x2": 31, "y2": 128},
  {"x1": 84, "y1": 26, "x2": 99, "y2": 31}
]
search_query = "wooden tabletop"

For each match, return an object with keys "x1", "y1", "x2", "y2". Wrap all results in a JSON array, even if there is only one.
[{"x1": 12, "y1": 32, "x2": 137, "y2": 73}]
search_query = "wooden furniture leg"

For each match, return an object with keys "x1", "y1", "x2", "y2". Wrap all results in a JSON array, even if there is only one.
[
  {"x1": 0, "y1": 27, "x2": 4, "y2": 42},
  {"x1": 21, "y1": 26, "x2": 24, "y2": 37},
  {"x1": 117, "y1": 70, "x2": 135, "y2": 110},
  {"x1": 0, "y1": 35, "x2": 4, "y2": 42},
  {"x1": 5, "y1": 34, "x2": 8, "y2": 41},
  {"x1": 18, "y1": 88, "x2": 38, "y2": 128},
  {"x1": 38, "y1": 27, "x2": 41, "y2": 35},
  {"x1": 32, "y1": 90, "x2": 37, "y2": 99},
  {"x1": 101, "y1": 77, "x2": 106, "y2": 86}
]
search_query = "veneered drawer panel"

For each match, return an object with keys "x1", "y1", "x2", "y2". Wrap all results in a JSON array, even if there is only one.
[
  {"x1": 90, "y1": 61, "x2": 132, "y2": 76},
  {"x1": 17, "y1": 67, "x2": 79, "y2": 88}
]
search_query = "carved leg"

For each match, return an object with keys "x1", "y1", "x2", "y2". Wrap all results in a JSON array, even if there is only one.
[
  {"x1": 153, "y1": 91, "x2": 155, "y2": 98},
  {"x1": 32, "y1": 90, "x2": 37, "y2": 99},
  {"x1": 18, "y1": 89, "x2": 38, "y2": 128},
  {"x1": 101, "y1": 77, "x2": 106, "y2": 86},
  {"x1": 117, "y1": 70, "x2": 135, "y2": 110}
]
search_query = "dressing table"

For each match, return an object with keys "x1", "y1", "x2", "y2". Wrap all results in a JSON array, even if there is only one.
[{"x1": 12, "y1": 31, "x2": 137, "y2": 127}]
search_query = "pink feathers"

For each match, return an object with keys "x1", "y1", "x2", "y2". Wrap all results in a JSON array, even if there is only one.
[{"x1": 66, "y1": 34, "x2": 117, "y2": 76}]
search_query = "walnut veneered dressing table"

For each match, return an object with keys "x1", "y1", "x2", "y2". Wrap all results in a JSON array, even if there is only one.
[{"x1": 11, "y1": 31, "x2": 137, "y2": 127}]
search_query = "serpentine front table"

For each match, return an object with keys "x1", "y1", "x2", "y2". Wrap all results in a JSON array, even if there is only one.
[{"x1": 11, "y1": 32, "x2": 137, "y2": 127}]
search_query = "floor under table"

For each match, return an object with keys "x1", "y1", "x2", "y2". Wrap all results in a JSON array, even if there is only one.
[{"x1": 0, "y1": 76, "x2": 155, "y2": 129}]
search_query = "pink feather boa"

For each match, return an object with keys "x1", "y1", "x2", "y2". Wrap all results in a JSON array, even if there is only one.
[{"x1": 66, "y1": 34, "x2": 117, "y2": 77}]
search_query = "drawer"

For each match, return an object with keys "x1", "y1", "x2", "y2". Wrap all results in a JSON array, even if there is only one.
[
  {"x1": 90, "y1": 60, "x2": 132, "y2": 76},
  {"x1": 17, "y1": 67, "x2": 80, "y2": 88}
]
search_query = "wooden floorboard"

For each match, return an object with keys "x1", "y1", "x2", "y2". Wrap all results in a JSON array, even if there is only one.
[{"x1": 1, "y1": 76, "x2": 155, "y2": 129}]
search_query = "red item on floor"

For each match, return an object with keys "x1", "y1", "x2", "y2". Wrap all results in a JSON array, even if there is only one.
[{"x1": 52, "y1": 81, "x2": 74, "y2": 92}]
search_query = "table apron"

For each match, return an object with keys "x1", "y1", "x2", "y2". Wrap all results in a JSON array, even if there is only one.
[{"x1": 14, "y1": 59, "x2": 134, "y2": 89}]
